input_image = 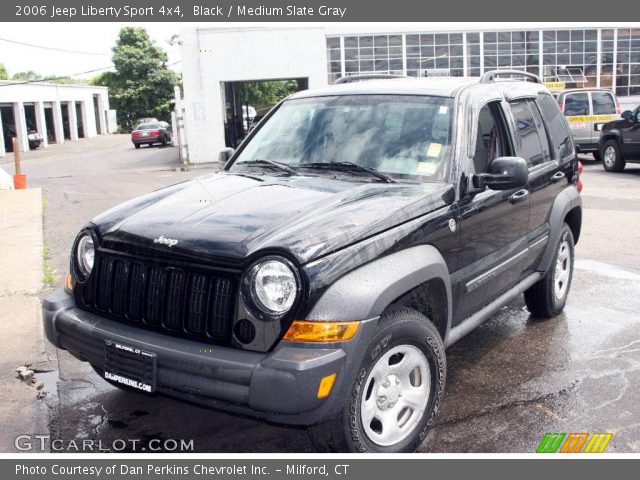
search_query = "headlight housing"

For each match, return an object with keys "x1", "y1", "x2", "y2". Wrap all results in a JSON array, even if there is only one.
[
  {"x1": 242, "y1": 257, "x2": 299, "y2": 318},
  {"x1": 75, "y1": 232, "x2": 95, "y2": 280}
]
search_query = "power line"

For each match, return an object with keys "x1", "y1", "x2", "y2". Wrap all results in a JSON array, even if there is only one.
[
  {"x1": 0, "y1": 61, "x2": 182, "y2": 87},
  {"x1": 0, "y1": 36, "x2": 109, "y2": 56}
]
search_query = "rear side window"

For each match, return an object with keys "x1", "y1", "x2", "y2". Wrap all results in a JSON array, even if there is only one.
[
  {"x1": 563, "y1": 92, "x2": 589, "y2": 116},
  {"x1": 591, "y1": 91, "x2": 617, "y2": 114},
  {"x1": 537, "y1": 93, "x2": 573, "y2": 160},
  {"x1": 508, "y1": 100, "x2": 548, "y2": 168}
]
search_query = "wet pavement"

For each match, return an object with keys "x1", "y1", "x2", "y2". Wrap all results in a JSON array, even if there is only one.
[{"x1": 11, "y1": 138, "x2": 640, "y2": 453}]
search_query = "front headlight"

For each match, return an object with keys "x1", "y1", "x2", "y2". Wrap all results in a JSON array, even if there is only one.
[
  {"x1": 243, "y1": 258, "x2": 298, "y2": 317},
  {"x1": 75, "y1": 233, "x2": 95, "y2": 279}
]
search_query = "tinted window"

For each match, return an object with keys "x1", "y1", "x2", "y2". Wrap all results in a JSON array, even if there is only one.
[
  {"x1": 509, "y1": 100, "x2": 546, "y2": 167},
  {"x1": 473, "y1": 103, "x2": 508, "y2": 173},
  {"x1": 537, "y1": 93, "x2": 573, "y2": 160},
  {"x1": 563, "y1": 92, "x2": 589, "y2": 116},
  {"x1": 591, "y1": 91, "x2": 616, "y2": 114},
  {"x1": 137, "y1": 124, "x2": 161, "y2": 130}
]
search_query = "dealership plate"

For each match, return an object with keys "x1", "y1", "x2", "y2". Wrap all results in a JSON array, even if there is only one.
[{"x1": 104, "y1": 341, "x2": 156, "y2": 393}]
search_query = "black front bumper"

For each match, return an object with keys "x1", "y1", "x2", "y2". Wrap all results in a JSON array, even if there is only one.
[{"x1": 43, "y1": 289, "x2": 377, "y2": 426}]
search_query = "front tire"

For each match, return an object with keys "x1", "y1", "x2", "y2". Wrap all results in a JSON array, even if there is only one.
[
  {"x1": 601, "y1": 139, "x2": 625, "y2": 172},
  {"x1": 592, "y1": 150, "x2": 601, "y2": 162},
  {"x1": 308, "y1": 308, "x2": 446, "y2": 453},
  {"x1": 524, "y1": 223, "x2": 575, "y2": 318}
]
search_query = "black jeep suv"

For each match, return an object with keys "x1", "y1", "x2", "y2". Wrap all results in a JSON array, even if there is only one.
[{"x1": 43, "y1": 70, "x2": 582, "y2": 453}]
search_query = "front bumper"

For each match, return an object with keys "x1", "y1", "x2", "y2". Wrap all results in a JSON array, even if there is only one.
[{"x1": 43, "y1": 289, "x2": 377, "y2": 426}]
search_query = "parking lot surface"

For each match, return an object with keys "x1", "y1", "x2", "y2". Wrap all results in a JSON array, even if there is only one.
[{"x1": 7, "y1": 135, "x2": 639, "y2": 453}]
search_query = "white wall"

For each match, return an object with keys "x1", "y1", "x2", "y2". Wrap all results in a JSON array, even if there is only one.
[
  {"x1": 181, "y1": 26, "x2": 328, "y2": 164},
  {"x1": 0, "y1": 82, "x2": 110, "y2": 156}
]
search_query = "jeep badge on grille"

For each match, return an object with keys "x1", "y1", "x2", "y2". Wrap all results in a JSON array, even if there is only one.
[{"x1": 153, "y1": 236, "x2": 178, "y2": 247}]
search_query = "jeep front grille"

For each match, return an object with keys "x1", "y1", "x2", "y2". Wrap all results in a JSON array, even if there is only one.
[{"x1": 76, "y1": 252, "x2": 237, "y2": 344}]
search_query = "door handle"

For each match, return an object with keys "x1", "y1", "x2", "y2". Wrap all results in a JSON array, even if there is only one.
[
  {"x1": 551, "y1": 171, "x2": 565, "y2": 183},
  {"x1": 510, "y1": 189, "x2": 529, "y2": 204}
]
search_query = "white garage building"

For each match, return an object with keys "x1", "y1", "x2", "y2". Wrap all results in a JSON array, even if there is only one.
[
  {"x1": 180, "y1": 24, "x2": 640, "y2": 164},
  {"x1": 0, "y1": 82, "x2": 111, "y2": 157}
]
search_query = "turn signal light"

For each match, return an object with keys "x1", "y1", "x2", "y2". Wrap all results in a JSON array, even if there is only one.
[
  {"x1": 64, "y1": 272, "x2": 74, "y2": 293},
  {"x1": 283, "y1": 320, "x2": 359, "y2": 342},
  {"x1": 317, "y1": 373, "x2": 337, "y2": 399}
]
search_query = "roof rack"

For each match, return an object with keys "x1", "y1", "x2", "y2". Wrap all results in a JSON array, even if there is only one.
[
  {"x1": 333, "y1": 74, "x2": 409, "y2": 85},
  {"x1": 480, "y1": 70, "x2": 541, "y2": 84}
]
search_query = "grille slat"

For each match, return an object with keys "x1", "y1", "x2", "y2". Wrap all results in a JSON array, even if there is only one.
[{"x1": 80, "y1": 253, "x2": 235, "y2": 345}]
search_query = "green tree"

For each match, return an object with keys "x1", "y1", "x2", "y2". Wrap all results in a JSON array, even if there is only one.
[
  {"x1": 11, "y1": 70, "x2": 42, "y2": 81},
  {"x1": 92, "y1": 27, "x2": 180, "y2": 131},
  {"x1": 0, "y1": 63, "x2": 8, "y2": 80},
  {"x1": 240, "y1": 80, "x2": 299, "y2": 109}
]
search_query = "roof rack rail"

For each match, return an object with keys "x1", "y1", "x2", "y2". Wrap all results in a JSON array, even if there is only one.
[
  {"x1": 333, "y1": 74, "x2": 409, "y2": 84},
  {"x1": 480, "y1": 70, "x2": 541, "y2": 84}
]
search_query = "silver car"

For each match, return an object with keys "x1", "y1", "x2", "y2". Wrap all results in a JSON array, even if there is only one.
[{"x1": 554, "y1": 88, "x2": 620, "y2": 161}]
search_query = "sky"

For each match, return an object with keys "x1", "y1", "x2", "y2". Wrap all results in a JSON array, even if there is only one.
[{"x1": 0, "y1": 23, "x2": 183, "y2": 80}]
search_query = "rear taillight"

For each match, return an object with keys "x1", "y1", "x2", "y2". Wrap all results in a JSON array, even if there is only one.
[
  {"x1": 132, "y1": 131, "x2": 140, "y2": 138},
  {"x1": 577, "y1": 160, "x2": 584, "y2": 193},
  {"x1": 615, "y1": 99, "x2": 622, "y2": 115},
  {"x1": 149, "y1": 130, "x2": 159, "y2": 136}
]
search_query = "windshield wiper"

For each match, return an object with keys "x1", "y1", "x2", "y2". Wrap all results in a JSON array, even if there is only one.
[
  {"x1": 297, "y1": 161, "x2": 396, "y2": 183},
  {"x1": 238, "y1": 159, "x2": 299, "y2": 176}
]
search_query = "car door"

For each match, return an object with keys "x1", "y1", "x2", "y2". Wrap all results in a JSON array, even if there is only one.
[
  {"x1": 523, "y1": 93, "x2": 574, "y2": 270},
  {"x1": 621, "y1": 107, "x2": 640, "y2": 159},
  {"x1": 591, "y1": 91, "x2": 618, "y2": 135},
  {"x1": 453, "y1": 100, "x2": 530, "y2": 324},
  {"x1": 563, "y1": 91, "x2": 592, "y2": 148}
]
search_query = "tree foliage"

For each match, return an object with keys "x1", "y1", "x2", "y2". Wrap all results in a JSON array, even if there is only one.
[
  {"x1": 12, "y1": 70, "x2": 42, "y2": 81},
  {"x1": 0, "y1": 63, "x2": 8, "y2": 80},
  {"x1": 240, "y1": 80, "x2": 299, "y2": 109},
  {"x1": 93, "y1": 27, "x2": 180, "y2": 131}
]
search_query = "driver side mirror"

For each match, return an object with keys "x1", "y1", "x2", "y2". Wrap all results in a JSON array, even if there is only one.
[
  {"x1": 472, "y1": 157, "x2": 529, "y2": 191},
  {"x1": 218, "y1": 147, "x2": 235, "y2": 165},
  {"x1": 621, "y1": 110, "x2": 633, "y2": 121}
]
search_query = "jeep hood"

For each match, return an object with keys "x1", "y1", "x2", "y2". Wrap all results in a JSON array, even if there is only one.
[{"x1": 92, "y1": 172, "x2": 453, "y2": 265}]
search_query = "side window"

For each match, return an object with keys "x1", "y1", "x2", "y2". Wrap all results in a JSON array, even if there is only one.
[
  {"x1": 591, "y1": 92, "x2": 617, "y2": 115},
  {"x1": 508, "y1": 100, "x2": 547, "y2": 168},
  {"x1": 472, "y1": 103, "x2": 508, "y2": 174},
  {"x1": 563, "y1": 92, "x2": 590, "y2": 116},
  {"x1": 537, "y1": 93, "x2": 573, "y2": 161}
]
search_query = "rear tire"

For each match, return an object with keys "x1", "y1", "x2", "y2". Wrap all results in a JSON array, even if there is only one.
[
  {"x1": 134, "y1": 144, "x2": 140, "y2": 149},
  {"x1": 524, "y1": 223, "x2": 575, "y2": 318},
  {"x1": 601, "y1": 139, "x2": 625, "y2": 172},
  {"x1": 307, "y1": 308, "x2": 446, "y2": 453}
]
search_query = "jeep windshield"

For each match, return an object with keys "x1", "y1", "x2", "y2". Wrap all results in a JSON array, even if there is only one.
[{"x1": 230, "y1": 94, "x2": 454, "y2": 182}]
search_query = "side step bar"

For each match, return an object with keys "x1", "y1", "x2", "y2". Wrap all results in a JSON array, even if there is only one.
[{"x1": 445, "y1": 272, "x2": 542, "y2": 347}]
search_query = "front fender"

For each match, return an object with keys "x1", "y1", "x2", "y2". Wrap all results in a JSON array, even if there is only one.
[{"x1": 305, "y1": 245, "x2": 452, "y2": 338}]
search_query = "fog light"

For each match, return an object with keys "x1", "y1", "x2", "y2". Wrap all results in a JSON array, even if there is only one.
[
  {"x1": 64, "y1": 272, "x2": 74, "y2": 293},
  {"x1": 283, "y1": 321, "x2": 359, "y2": 342},
  {"x1": 317, "y1": 373, "x2": 337, "y2": 399}
]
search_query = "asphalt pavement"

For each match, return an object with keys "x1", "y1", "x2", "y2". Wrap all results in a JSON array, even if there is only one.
[{"x1": 3, "y1": 135, "x2": 639, "y2": 453}]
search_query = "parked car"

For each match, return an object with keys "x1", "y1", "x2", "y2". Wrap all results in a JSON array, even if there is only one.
[
  {"x1": 43, "y1": 71, "x2": 582, "y2": 453},
  {"x1": 554, "y1": 88, "x2": 621, "y2": 161},
  {"x1": 2, "y1": 125, "x2": 43, "y2": 151},
  {"x1": 597, "y1": 106, "x2": 640, "y2": 172},
  {"x1": 131, "y1": 122, "x2": 172, "y2": 149},
  {"x1": 242, "y1": 105, "x2": 257, "y2": 132}
]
